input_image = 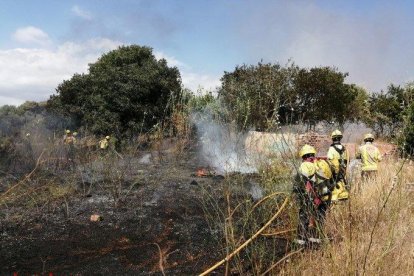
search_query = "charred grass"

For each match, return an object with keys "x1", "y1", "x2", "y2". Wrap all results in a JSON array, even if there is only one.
[{"x1": 0, "y1": 139, "x2": 223, "y2": 275}]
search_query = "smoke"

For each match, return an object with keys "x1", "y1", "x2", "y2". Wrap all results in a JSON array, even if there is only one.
[
  {"x1": 190, "y1": 111, "x2": 256, "y2": 174},
  {"x1": 0, "y1": 104, "x2": 76, "y2": 175},
  {"x1": 342, "y1": 122, "x2": 373, "y2": 144}
]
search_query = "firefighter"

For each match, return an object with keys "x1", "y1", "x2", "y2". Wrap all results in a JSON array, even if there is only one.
[
  {"x1": 356, "y1": 133, "x2": 382, "y2": 182},
  {"x1": 99, "y1": 136, "x2": 110, "y2": 150},
  {"x1": 294, "y1": 144, "x2": 335, "y2": 246},
  {"x1": 63, "y1": 130, "x2": 76, "y2": 164},
  {"x1": 327, "y1": 130, "x2": 349, "y2": 201},
  {"x1": 63, "y1": 130, "x2": 76, "y2": 145}
]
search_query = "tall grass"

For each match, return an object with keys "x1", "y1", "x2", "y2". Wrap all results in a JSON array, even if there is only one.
[
  {"x1": 201, "y1": 151, "x2": 414, "y2": 275},
  {"x1": 277, "y1": 159, "x2": 414, "y2": 275},
  {"x1": 200, "y1": 158, "x2": 298, "y2": 275}
]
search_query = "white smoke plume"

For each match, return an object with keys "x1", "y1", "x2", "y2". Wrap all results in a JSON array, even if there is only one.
[{"x1": 190, "y1": 111, "x2": 256, "y2": 174}]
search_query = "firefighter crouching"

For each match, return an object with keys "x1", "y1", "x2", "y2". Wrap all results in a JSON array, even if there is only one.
[
  {"x1": 294, "y1": 145, "x2": 335, "y2": 246},
  {"x1": 327, "y1": 130, "x2": 349, "y2": 201}
]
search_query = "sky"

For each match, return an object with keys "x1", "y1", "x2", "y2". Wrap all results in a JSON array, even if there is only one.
[{"x1": 1, "y1": 0, "x2": 414, "y2": 106}]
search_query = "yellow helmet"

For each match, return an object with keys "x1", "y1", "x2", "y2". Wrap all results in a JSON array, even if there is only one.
[
  {"x1": 65, "y1": 129, "x2": 71, "y2": 134},
  {"x1": 299, "y1": 144, "x2": 316, "y2": 158},
  {"x1": 364, "y1": 133, "x2": 374, "y2": 141},
  {"x1": 105, "y1": 136, "x2": 110, "y2": 140},
  {"x1": 331, "y1": 129, "x2": 343, "y2": 139}
]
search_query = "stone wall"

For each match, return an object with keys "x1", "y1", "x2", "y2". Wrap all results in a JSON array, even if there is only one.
[
  {"x1": 297, "y1": 132, "x2": 331, "y2": 156},
  {"x1": 245, "y1": 130, "x2": 398, "y2": 160}
]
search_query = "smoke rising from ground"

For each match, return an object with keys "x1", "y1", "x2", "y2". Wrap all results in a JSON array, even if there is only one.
[
  {"x1": 190, "y1": 111, "x2": 257, "y2": 174},
  {"x1": 190, "y1": 107, "x2": 376, "y2": 175}
]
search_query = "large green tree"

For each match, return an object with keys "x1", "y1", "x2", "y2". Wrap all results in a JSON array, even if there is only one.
[
  {"x1": 219, "y1": 62, "x2": 298, "y2": 130},
  {"x1": 48, "y1": 45, "x2": 182, "y2": 136},
  {"x1": 292, "y1": 67, "x2": 357, "y2": 128},
  {"x1": 365, "y1": 84, "x2": 414, "y2": 138},
  {"x1": 219, "y1": 63, "x2": 359, "y2": 130}
]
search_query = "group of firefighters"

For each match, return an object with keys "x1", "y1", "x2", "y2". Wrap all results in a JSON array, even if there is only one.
[
  {"x1": 63, "y1": 130, "x2": 112, "y2": 150},
  {"x1": 63, "y1": 130, "x2": 111, "y2": 148},
  {"x1": 294, "y1": 130, "x2": 382, "y2": 246}
]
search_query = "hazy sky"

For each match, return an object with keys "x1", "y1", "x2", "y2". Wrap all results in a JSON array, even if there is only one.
[{"x1": 1, "y1": 0, "x2": 413, "y2": 106}]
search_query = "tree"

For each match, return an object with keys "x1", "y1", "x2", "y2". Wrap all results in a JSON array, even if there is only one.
[
  {"x1": 342, "y1": 85, "x2": 369, "y2": 122},
  {"x1": 401, "y1": 101, "x2": 414, "y2": 156},
  {"x1": 48, "y1": 45, "x2": 182, "y2": 137},
  {"x1": 219, "y1": 62, "x2": 298, "y2": 130},
  {"x1": 366, "y1": 84, "x2": 407, "y2": 138},
  {"x1": 292, "y1": 67, "x2": 357, "y2": 128},
  {"x1": 219, "y1": 63, "x2": 362, "y2": 130}
]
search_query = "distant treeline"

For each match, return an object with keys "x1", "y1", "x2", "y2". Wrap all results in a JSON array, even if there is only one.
[{"x1": 1, "y1": 44, "x2": 413, "y2": 155}]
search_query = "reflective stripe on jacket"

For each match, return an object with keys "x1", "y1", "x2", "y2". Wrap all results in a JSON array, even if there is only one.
[{"x1": 356, "y1": 143, "x2": 382, "y2": 171}]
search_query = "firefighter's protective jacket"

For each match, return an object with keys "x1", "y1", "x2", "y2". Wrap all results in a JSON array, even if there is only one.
[
  {"x1": 327, "y1": 143, "x2": 349, "y2": 175},
  {"x1": 99, "y1": 139, "x2": 109, "y2": 150},
  {"x1": 63, "y1": 135, "x2": 76, "y2": 145},
  {"x1": 356, "y1": 142, "x2": 382, "y2": 171},
  {"x1": 295, "y1": 158, "x2": 335, "y2": 203}
]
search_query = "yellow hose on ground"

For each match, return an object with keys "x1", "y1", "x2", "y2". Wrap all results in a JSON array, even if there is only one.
[
  {"x1": 260, "y1": 228, "x2": 295, "y2": 237},
  {"x1": 199, "y1": 195, "x2": 290, "y2": 276}
]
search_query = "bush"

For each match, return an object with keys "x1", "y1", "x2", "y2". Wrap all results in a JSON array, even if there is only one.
[{"x1": 401, "y1": 102, "x2": 414, "y2": 156}]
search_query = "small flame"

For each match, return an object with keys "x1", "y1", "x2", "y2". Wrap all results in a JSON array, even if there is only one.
[{"x1": 196, "y1": 168, "x2": 209, "y2": 177}]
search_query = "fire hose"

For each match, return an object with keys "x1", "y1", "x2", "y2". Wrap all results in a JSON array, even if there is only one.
[{"x1": 199, "y1": 194, "x2": 290, "y2": 276}]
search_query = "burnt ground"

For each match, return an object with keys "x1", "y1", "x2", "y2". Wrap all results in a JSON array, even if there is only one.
[
  {"x1": 0, "y1": 137, "x2": 288, "y2": 275},
  {"x1": 0, "y1": 144, "x2": 291, "y2": 275},
  {"x1": 0, "y1": 147, "x2": 233, "y2": 275}
]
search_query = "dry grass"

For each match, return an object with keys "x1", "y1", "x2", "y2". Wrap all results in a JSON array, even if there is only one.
[
  {"x1": 201, "y1": 167, "x2": 297, "y2": 275},
  {"x1": 277, "y1": 159, "x2": 414, "y2": 275},
  {"x1": 201, "y1": 159, "x2": 414, "y2": 275}
]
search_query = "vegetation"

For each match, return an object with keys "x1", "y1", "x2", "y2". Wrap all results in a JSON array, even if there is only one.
[
  {"x1": 279, "y1": 160, "x2": 414, "y2": 275},
  {"x1": 47, "y1": 45, "x2": 182, "y2": 138},
  {"x1": 292, "y1": 67, "x2": 358, "y2": 127},
  {"x1": 219, "y1": 62, "x2": 362, "y2": 131},
  {"x1": 365, "y1": 83, "x2": 414, "y2": 139},
  {"x1": 401, "y1": 101, "x2": 414, "y2": 155},
  {"x1": 1, "y1": 43, "x2": 414, "y2": 274},
  {"x1": 219, "y1": 62, "x2": 298, "y2": 130}
]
